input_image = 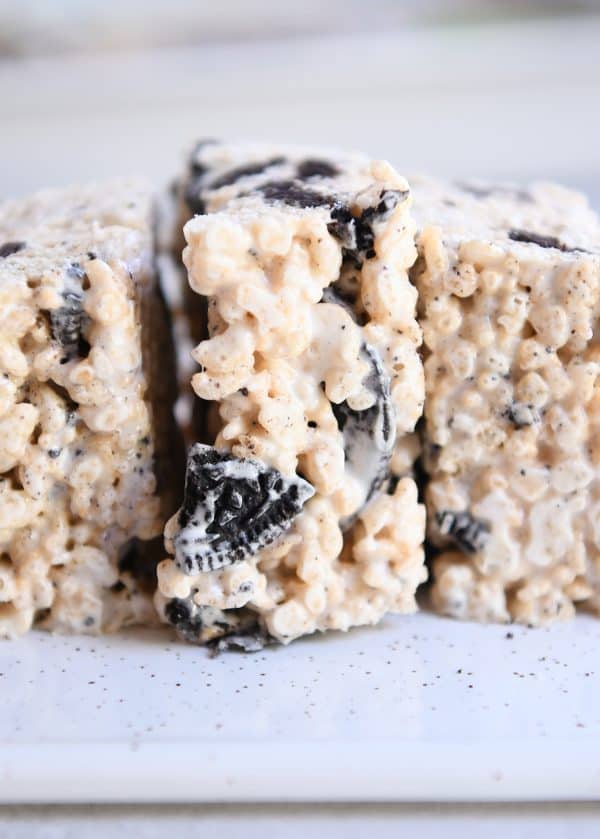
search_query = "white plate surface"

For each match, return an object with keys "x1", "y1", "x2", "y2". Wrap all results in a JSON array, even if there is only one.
[{"x1": 1, "y1": 612, "x2": 599, "y2": 803}]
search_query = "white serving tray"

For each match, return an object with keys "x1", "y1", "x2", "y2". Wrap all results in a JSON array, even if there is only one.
[{"x1": 1, "y1": 611, "x2": 599, "y2": 803}]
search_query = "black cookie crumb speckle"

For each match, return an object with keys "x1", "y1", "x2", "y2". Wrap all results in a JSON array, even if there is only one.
[
  {"x1": 503, "y1": 402, "x2": 541, "y2": 428},
  {"x1": 436, "y1": 510, "x2": 490, "y2": 554},
  {"x1": 0, "y1": 241, "x2": 26, "y2": 258}
]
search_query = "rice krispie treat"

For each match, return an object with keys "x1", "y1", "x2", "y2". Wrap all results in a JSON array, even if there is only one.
[
  {"x1": 0, "y1": 180, "x2": 180, "y2": 638},
  {"x1": 412, "y1": 176, "x2": 600, "y2": 625},
  {"x1": 156, "y1": 141, "x2": 426, "y2": 647}
]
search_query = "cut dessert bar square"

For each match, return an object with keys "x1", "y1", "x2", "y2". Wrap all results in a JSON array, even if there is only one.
[
  {"x1": 0, "y1": 179, "x2": 180, "y2": 637},
  {"x1": 156, "y1": 141, "x2": 427, "y2": 647},
  {"x1": 412, "y1": 176, "x2": 600, "y2": 624}
]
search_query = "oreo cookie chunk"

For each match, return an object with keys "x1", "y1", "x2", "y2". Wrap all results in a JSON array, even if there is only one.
[
  {"x1": 159, "y1": 142, "x2": 425, "y2": 646},
  {"x1": 48, "y1": 262, "x2": 91, "y2": 362},
  {"x1": 321, "y1": 288, "x2": 396, "y2": 526},
  {"x1": 328, "y1": 188, "x2": 409, "y2": 267},
  {"x1": 412, "y1": 174, "x2": 600, "y2": 626},
  {"x1": 164, "y1": 593, "x2": 271, "y2": 650},
  {"x1": 174, "y1": 444, "x2": 314, "y2": 574},
  {"x1": 0, "y1": 240, "x2": 26, "y2": 258},
  {"x1": 333, "y1": 341, "x2": 396, "y2": 526},
  {"x1": 435, "y1": 511, "x2": 490, "y2": 555},
  {"x1": 164, "y1": 595, "x2": 257, "y2": 644},
  {"x1": 507, "y1": 228, "x2": 589, "y2": 253}
]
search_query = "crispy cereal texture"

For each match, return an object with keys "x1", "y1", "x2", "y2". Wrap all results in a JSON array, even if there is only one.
[
  {"x1": 0, "y1": 179, "x2": 179, "y2": 638},
  {"x1": 413, "y1": 176, "x2": 600, "y2": 625},
  {"x1": 156, "y1": 142, "x2": 426, "y2": 644}
]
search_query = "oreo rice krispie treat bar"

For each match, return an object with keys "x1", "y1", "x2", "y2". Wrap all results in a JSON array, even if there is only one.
[
  {"x1": 413, "y1": 176, "x2": 600, "y2": 625},
  {"x1": 0, "y1": 179, "x2": 180, "y2": 638},
  {"x1": 156, "y1": 141, "x2": 426, "y2": 647}
]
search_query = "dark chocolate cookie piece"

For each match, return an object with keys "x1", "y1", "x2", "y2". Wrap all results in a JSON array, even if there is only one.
[
  {"x1": 49, "y1": 262, "x2": 91, "y2": 362},
  {"x1": 258, "y1": 180, "x2": 335, "y2": 209},
  {"x1": 296, "y1": 159, "x2": 339, "y2": 180},
  {"x1": 184, "y1": 178, "x2": 207, "y2": 216},
  {"x1": 321, "y1": 273, "x2": 365, "y2": 319},
  {"x1": 327, "y1": 205, "x2": 354, "y2": 247},
  {"x1": 188, "y1": 138, "x2": 220, "y2": 175},
  {"x1": 508, "y1": 228, "x2": 589, "y2": 253},
  {"x1": 210, "y1": 628, "x2": 272, "y2": 654},
  {"x1": 328, "y1": 189, "x2": 408, "y2": 266},
  {"x1": 174, "y1": 445, "x2": 314, "y2": 574},
  {"x1": 0, "y1": 240, "x2": 26, "y2": 258},
  {"x1": 210, "y1": 157, "x2": 286, "y2": 190},
  {"x1": 332, "y1": 342, "x2": 396, "y2": 527},
  {"x1": 184, "y1": 143, "x2": 222, "y2": 215},
  {"x1": 361, "y1": 189, "x2": 410, "y2": 221},
  {"x1": 435, "y1": 510, "x2": 490, "y2": 554},
  {"x1": 164, "y1": 595, "x2": 261, "y2": 647},
  {"x1": 321, "y1": 289, "x2": 397, "y2": 526}
]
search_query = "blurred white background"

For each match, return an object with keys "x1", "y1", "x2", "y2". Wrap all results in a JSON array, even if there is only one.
[
  {"x1": 1, "y1": 1, "x2": 598, "y2": 56},
  {"x1": 1, "y1": 0, "x2": 600, "y2": 204}
]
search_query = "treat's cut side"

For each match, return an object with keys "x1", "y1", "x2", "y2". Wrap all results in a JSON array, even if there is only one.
[
  {"x1": 155, "y1": 189, "x2": 203, "y2": 444},
  {"x1": 0, "y1": 179, "x2": 181, "y2": 639},
  {"x1": 413, "y1": 175, "x2": 600, "y2": 626},
  {"x1": 156, "y1": 141, "x2": 426, "y2": 646},
  {"x1": 174, "y1": 444, "x2": 314, "y2": 574}
]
